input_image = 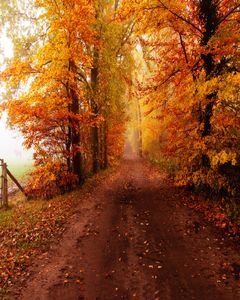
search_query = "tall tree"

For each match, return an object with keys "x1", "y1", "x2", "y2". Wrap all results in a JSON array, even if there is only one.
[
  {"x1": 89, "y1": 0, "x2": 135, "y2": 170},
  {"x1": 1, "y1": 0, "x2": 96, "y2": 197}
]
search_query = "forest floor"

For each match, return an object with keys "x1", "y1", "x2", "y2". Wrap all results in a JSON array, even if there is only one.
[{"x1": 12, "y1": 158, "x2": 240, "y2": 300}]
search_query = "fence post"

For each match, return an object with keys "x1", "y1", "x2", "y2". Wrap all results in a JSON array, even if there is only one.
[
  {"x1": 2, "y1": 161, "x2": 8, "y2": 208},
  {"x1": 0, "y1": 159, "x2": 3, "y2": 208}
]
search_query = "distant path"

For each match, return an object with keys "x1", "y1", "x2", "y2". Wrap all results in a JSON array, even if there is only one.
[{"x1": 15, "y1": 159, "x2": 240, "y2": 300}]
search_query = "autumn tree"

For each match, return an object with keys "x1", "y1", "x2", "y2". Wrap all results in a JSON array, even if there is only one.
[
  {"x1": 1, "y1": 0, "x2": 96, "y2": 197},
  {"x1": 121, "y1": 0, "x2": 240, "y2": 196},
  {"x1": 0, "y1": 0, "x2": 135, "y2": 198}
]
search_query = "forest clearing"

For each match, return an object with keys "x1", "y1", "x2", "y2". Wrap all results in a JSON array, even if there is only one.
[{"x1": 0, "y1": 0, "x2": 239, "y2": 299}]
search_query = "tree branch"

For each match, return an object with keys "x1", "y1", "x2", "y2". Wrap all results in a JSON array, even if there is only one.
[
  {"x1": 116, "y1": 21, "x2": 135, "y2": 57},
  {"x1": 218, "y1": 3, "x2": 240, "y2": 25},
  {"x1": 157, "y1": 0, "x2": 203, "y2": 34},
  {"x1": 154, "y1": 69, "x2": 180, "y2": 91},
  {"x1": 179, "y1": 33, "x2": 189, "y2": 65},
  {"x1": 76, "y1": 71, "x2": 92, "y2": 92}
]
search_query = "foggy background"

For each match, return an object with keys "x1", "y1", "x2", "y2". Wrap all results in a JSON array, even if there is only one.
[
  {"x1": 0, "y1": 31, "x2": 33, "y2": 167},
  {"x1": 0, "y1": 114, "x2": 33, "y2": 164}
]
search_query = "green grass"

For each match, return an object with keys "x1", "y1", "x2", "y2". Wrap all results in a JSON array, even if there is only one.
[
  {"x1": 149, "y1": 155, "x2": 178, "y2": 179},
  {"x1": 7, "y1": 162, "x2": 33, "y2": 181},
  {"x1": 5, "y1": 162, "x2": 33, "y2": 191},
  {"x1": 0, "y1": 161, "x2": 33, "y2": 207}
]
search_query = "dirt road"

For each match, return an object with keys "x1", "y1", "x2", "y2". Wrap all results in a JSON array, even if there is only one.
[{"x1": 15, "y1": 159, "x2": 240, "y2": 300}]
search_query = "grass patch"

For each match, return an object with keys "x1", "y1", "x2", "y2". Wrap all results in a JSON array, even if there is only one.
[
  {"x1": 149, "y1": 156, "x2": 178, "y2": 179},
  {"x1": 4, "y1": 162, "x2": 33, "y2": 196},
  {"x1": 7, "y1": 162, "x2": 33, "y2": 181}
]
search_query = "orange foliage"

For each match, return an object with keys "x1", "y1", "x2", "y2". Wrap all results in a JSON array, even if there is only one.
[
  {"x1": 121, "y1": 0, "x2": 240, "y2": 196},
  {"x1": 1, "y1": 0, "x2": 96, "y2": 197},
  {"x1": 108, "y1": 123, "x2": 126, "y2": 165}
]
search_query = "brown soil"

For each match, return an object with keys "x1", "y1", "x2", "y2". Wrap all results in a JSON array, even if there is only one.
[{"x1": 13, "y1": 159, "x2": 240, "y2": 300}]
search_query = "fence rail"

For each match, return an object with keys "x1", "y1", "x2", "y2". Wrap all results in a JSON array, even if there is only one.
[{"x1": 0, "y1": 159, "x2": 26, "y2": 209}]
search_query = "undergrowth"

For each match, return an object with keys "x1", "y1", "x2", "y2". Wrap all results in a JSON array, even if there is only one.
[
  {"x1": 148, "y1": 155, "x2": 240, "y2": 237},
  {"x1": 148, "y1": 156, "x2": 178, "y2": 179}
]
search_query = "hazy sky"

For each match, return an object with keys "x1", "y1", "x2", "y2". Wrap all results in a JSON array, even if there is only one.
[
  {"x1": 0, "y1": 32, "x2": 33, "y2": 164},
  {"x1": 0, "y1": 114, "x2": 33, "y2": 163}
]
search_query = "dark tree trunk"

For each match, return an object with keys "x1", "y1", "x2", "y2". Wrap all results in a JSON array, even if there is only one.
[
  {"x1": 66, "y1": 126, "x2": 72, "y2": 171},
  {"x1": 103, "y1": 120, "x2": 108, "y2": 169},
  {"x1": 198, "y1": 0, "x2": 219, "y2": 137},
  {"x1": 70, "y1": 88, "x2": 83, "y2": 184},
  {"x1": 99, "y1": 121, "x2": 108, "y2": 169},
  {"x1": 91, "y1": 47, "x2": 99, "y2": 174},
  {"x1": 66, "y1": 60, "x2": 83, "y2": 184},
  {"x1": 137, "y1": 100, "x2": 143, "y2": 157},
  {"x1": 201, "y1": 93, "x2": 216, "y2": 137},
  {"x1": 66, "y1": 104, "x2": 72, "y2": 172}
]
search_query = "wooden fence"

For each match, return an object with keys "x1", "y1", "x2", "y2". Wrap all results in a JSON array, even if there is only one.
[
  {"x1": 0, "y1": 159, "x2": 26, "y2": 209},
  {"x1": 0, "y1": 159, "x2": 8, "y2": 208}
]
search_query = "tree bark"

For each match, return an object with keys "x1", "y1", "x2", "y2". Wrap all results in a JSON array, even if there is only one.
[
  {"x1": 199, "y1": 0, "x2": 219, "y2": 138},
  {"x1": 103, "y1": 120, "x2": 108, "y2": 169},
  {"x1": 91, "y1": 47, "x2": 100, "y2": 173},
  {"x1": 66, "y1": 104, "x2": 72, "y2": 172},
  {"x1": 70, "y1": 87, "x2": 83, "y2": 184},
  {"x1": 137, "y1": 99, "x2": 143, "y2": 157}
]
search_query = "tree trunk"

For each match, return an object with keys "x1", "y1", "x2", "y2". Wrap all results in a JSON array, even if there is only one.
[
  {"x1": 91, "y1": 47, "x2": 99, "y2": 173},
  {"x1": 199, "y1": 0, "x2": 219, "y2": 138},
  {"x1": 66, "y1": 104, "x2": 72, "y2": 172},
  {"x1": 103, "y1": 120, "x2": 108, "y2": 169},
  {"x1": 137, "y1": 99, "x2": 143, "y2": 157},
  {"x1": 71, "y1": 88, "x2": 83, "y2": 184}
]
